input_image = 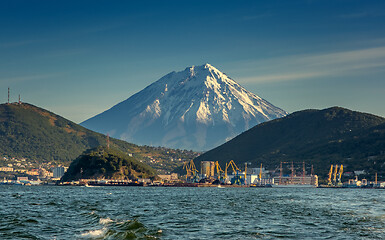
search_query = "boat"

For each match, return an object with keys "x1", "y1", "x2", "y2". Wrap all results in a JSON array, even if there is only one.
[
  {"x1": 84, "y1": 183, "x2": 98, "y2": 188},
  {"x1": 250, "y1": 184, "x2": 272, "y2": 188},
  {"x1": 87, "y1": 180, "x2": 144, "y2": 186},
  {"x1": 271, "y1": 184, "x2": 316, "y2": 188}
]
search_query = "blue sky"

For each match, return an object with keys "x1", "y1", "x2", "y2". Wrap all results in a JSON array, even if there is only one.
[{"x1": 1, "y1": 0, "x2": 385, "y2": 122}]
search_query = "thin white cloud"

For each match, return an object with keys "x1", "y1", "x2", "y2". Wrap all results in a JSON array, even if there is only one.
[
  {"x1": 300, "y1": 46, "x2": 385, "y2": 66},
  {"x1": 0, "y1": 73, "x2": 63, "y2": 85},
  {"x1": 237, "y1": 46, "x2": 385, "y2": 84},
  {"x1": 239, "y1": 72, "x2": 325, "y2": 83}
]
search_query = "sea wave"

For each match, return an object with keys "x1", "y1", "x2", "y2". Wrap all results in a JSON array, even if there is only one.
[
  {"x1": 79, "y1": 217, "x2": 161, "y2": 239},
  {"x1": 99, "y1": 217, "x2": 114, "y2": 225},
  {"x1": 80, "y1": 228, "x2": 107, "y2": 238}
]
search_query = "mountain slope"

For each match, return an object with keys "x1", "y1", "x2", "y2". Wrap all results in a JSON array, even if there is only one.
[
  {"x1": 0, "y1": 103, "x2": 198, "y2": 172},
  {"x1": 81, "y1": 64, "x2": 287, "y2": 150},
  {"x1": 193, "y1": 107, "x2": 385, "y2": 179},
  {"x1": 61, "y1": 146, "x2": 158, "y2": 181}
]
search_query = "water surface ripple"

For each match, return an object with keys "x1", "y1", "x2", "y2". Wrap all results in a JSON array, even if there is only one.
[{"x1": 0, "y1": 186, "x2": 384, "y2": 239}]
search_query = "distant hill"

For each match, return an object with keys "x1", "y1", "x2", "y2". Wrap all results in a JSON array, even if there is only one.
[
  {"x1": 0, "y1": 103, "x2": 198, "y2": 172},
  {"x1": 61, "y1": 146, "x2": 158, "y2": 181},
  {"x1": 193, "y1": 107, "x2": 385, "y2": 180}
]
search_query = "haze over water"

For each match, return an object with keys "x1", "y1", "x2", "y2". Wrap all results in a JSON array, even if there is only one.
[{"x1": 0, "y1": 186, "x2": 384, "y2": 239}]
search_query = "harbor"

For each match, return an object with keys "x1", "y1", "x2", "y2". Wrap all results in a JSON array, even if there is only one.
[{"x1": 2, "y1": 160, "x2": 383, "y2": 189}]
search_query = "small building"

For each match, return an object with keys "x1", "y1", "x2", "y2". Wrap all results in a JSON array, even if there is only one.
[
  {"x1": 0, "y1": 167, "x2": 14, "y2": 172},
  {"x1": 354, "y1": 170, "x2": 366, "y2": 175},
  {"x1": 158, "y1": 173, "x2": 179, "y2": 182},
  {"x1": 138, "y1": 178, "x2": 151, "y2": 184},
  {"x1": 249, "y1": 175, "x2": 274, "y2": 185},
  {"x1": 27, "y1": 170, "x2": 39, "y2": 176}
]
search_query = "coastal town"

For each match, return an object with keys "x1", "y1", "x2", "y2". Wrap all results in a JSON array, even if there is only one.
[
  {"x1": 0, "y1": 156, "x2": 67, "y2": 185},
  {"x1": 1, "y1": 155, "x2": 383, "y2": 189}
]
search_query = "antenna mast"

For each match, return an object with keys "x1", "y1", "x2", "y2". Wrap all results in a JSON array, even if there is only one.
[
  {"x1": 107, "y1": 133, "x2": 110, "y2": 150},
  {"x1": 8, "y1": 87, "x2": 10, "y2": 104}
]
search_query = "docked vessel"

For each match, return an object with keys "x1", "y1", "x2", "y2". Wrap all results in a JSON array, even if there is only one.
[
  {"x1": 271, "y1": 184, "x2": 315, "y2": 188},
  {"x1": 272, "y1": 174, "x2": 318, "y2": 187}
]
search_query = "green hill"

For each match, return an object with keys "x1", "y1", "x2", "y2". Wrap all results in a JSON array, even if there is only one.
[
  {"x1": 61, "y1": 146, "x2": 158, "y2": 181},
  {"x1": 0, "y1": 103, "x2": 198, "y2": 172},
  {"x1": 193, "y1": 107, "x2": 385, "y2": 180}
]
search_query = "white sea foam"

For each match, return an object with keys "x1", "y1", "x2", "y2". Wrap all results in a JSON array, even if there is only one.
[
  {"x1": 99, "y1": 217, "x2": 114, "y2": 225},
  {"x1": 80, "y1": 228, "x2": 107, "y2": 238}
]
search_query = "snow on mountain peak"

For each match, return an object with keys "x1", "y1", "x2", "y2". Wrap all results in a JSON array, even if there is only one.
[{"x1": 82, "y1": 64, "x2": 288, "y2": 151}]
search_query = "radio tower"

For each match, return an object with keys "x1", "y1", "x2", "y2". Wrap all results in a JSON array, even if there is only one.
[
  {"x1": 8, "y1": 87, "x2": 10, "y2": 104},
  {"x1": 18, "y1": 94, "x2": 21, "y2": 104}
]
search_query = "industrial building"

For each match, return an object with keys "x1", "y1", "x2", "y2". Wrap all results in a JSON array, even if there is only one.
[
  {"x1": 53, "y1": 166, "x2": 67, "y2": 178},
  {"x1": 273, "y1": 175, "x2": 318, "y2": 186}
]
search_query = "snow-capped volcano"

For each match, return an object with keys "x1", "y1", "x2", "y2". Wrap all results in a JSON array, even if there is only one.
[{"x1": 81, "y1": 64, "x2": 287, "y2": 150}]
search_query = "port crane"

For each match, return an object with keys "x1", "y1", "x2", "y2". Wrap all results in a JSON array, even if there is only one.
[
  {"x1": 333, "y1": 164, "x2": 338, "y2": 183},
  {"x1": 224, "y1": 160, "x2": 240, "y2": 179},
  {"x1": 183, "y1": 160, "x2": 199, "y2": 182},
  {"x1": 327, "y1": 164, "x2": 343, "y2": 186},
  {"x1": 183, "y1": 161, "x2": 192, "y2": 178},
  {"x1": 215, "y1": 161, "x2": 224, "y2": 181},
  {"x1": 337, "y1": 164, "x2": 343, "y2": 185},
  {"x1": 328, "y1": 165, "x2": 333, "y2": 185},
  {"x1": 244, "y1": 163, "x2": 247, "y2": 184},
  {"x1": 225, "y1": 160, "x2": 245, "y2": 185}
]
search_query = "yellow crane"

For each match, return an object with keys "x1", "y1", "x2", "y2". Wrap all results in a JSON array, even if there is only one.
[
  {"x1": 224, "y1": 160, "x2": 240, "y2": 180},
  {"x1": 338, "y1": 164, "x2": 343, "y2": 182},
  {"x1": 328, "y1": 165, "x2": 333, "y2": 185},
  {"x1": 333, "y1": 164, "x2": 338, "y2": 183},
  {"x1": 215, "y1": 161, "x2": 224, "y2": 180},
  {"x1": 244, "y1": 163, "x2": 247, "y2": 184},
  {"x1": 183, "y1": 161, "x2": 192, "y2": 178},
  {"x1": 183, "y1": 160, "x2": 198, "y2": 179},
  {"x1": 190, "y1": 160, "x2": 198, "y2": 177}
]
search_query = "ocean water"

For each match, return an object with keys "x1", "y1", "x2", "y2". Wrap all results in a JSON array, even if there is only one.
[{"x1": 0, "y1": 186, "x2": 384, "y2": 239}]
